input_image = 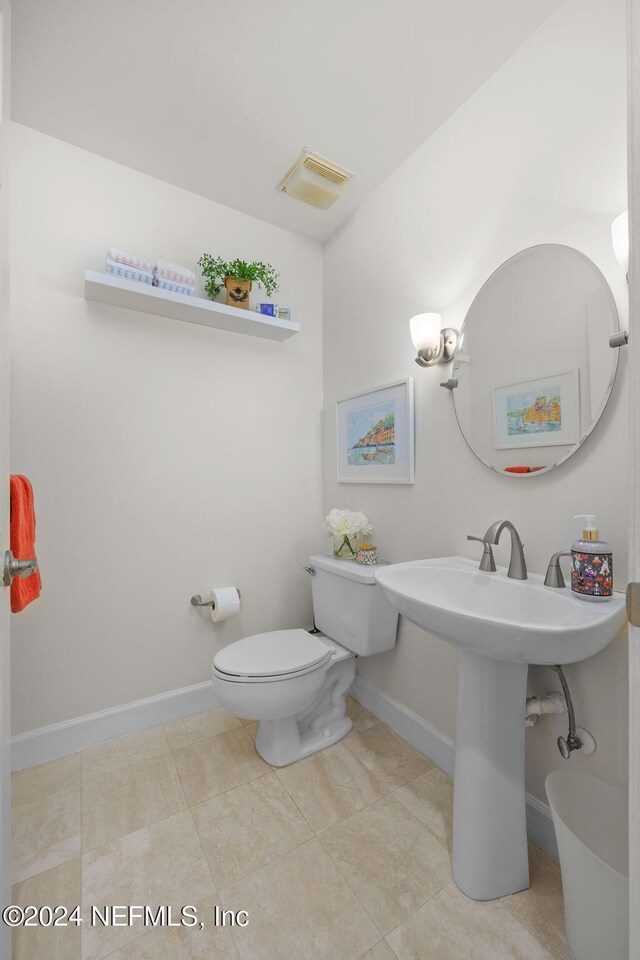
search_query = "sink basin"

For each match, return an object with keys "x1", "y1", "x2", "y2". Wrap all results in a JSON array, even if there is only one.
[
  {"x1": 374, "y1": 556, "x2": 626, "y2": 665},
  {"x1": 374, "y1": 555, "x2": 627, "y2": 903}
]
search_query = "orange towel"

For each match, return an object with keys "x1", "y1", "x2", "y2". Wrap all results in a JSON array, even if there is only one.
[
  {"x1": 504, "y1": 466, "x2": 544, "y2": 474},
  {"x1": 10, "y1": 475, "x2": 41, "y2": 613}
]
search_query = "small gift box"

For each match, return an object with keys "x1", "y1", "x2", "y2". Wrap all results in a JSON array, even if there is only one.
[
  {"x1": 355, "y1": 544, "x2": 378, "y2": 565},
  {"x1": 256, "y1": 303, "x2": 279, "y2": 317}
]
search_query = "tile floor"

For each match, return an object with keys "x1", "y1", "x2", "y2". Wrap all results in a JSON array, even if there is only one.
[{"x1": 11, "y1": 697, "x2": 570, "y2": 960}]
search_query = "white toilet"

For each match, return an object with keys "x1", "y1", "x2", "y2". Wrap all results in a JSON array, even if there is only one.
[{"x1": 212, "y1": 553, "x2": 398, "y2": 766}]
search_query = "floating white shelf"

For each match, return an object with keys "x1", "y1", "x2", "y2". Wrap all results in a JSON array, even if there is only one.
[{"x1": 84, "y1": 270, "x2": 300, "y2": 341}]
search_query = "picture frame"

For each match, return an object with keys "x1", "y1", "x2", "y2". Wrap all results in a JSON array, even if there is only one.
[
  {"x1": 492, "y1": 370, "x2": 580, "y2": 450},
  {"x1": 336, "y1": 378, "x2": 415, "y2": 483}
]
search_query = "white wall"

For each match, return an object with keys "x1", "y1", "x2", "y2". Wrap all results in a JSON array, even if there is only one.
[
  {"x1": 10, "y1": 123, "x2": 323, "y2": 734},
  {"x1": 323, "y1": 0, "x2": 629, "y2": 802}
]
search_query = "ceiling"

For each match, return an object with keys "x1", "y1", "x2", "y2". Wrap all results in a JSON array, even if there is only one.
[{"x1": 11, "y1": 0, "x2": 565, "y2": 242}]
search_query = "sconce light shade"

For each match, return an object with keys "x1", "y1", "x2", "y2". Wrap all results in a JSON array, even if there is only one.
[
  {"x1": 410, "y1": 312, "x2": 458, "y2": 367},
  {"x1": 410, "y1": 313, "x2": 442, "y2": 352},
  {"x1": 611, "y1": 210, "x2": 629, "y2": 274}
]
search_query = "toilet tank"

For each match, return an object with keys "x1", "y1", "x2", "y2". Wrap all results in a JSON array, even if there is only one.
[{"x1": 307, "y1": 554, "x2": 398, "y2": 655}]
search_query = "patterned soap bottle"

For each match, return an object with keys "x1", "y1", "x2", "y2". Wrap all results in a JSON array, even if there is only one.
[{"x1": 570, "y1": 515, "x2": 613, "y2": 602}]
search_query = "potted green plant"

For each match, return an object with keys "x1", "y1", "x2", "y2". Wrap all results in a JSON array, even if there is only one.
[{"x1": 197, "y1": 255, "x2": 279, "y2": 310}]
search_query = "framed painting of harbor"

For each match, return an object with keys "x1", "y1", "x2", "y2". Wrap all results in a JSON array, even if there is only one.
[
  {"x1": 336, "y1": 378, "x2": 415, "y2": 483},
  {"x1": 492, "y1": 370, "x2": 580, "y2": 450}
]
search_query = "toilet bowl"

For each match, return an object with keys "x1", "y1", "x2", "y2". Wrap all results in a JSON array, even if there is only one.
[
  {"x1": 213, "y1": 629, "x2": 356, "y2": 766},
  {"x1": 211, "y1": 554, "x2": 398, "y2": 766}
]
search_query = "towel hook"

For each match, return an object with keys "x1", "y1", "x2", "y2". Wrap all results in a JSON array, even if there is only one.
[{"x1": 2, "y1": 550, "x2": 38, "y2": 587}]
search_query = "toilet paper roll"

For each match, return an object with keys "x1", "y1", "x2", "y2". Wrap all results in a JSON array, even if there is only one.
[{"x1": 209, "y1": 586, "x2": 241, "y2": 623}]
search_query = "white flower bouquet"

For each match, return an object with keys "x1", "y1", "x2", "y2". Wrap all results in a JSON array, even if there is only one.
[{"x1": 324, "y1": 508, "x2": 373, "y2": 559}]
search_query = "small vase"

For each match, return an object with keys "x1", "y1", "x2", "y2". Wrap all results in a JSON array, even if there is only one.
[
  {"x1": 225, "y1": 276, "x2": 252, "y2": 309},
  {"x1": 333, "y1": 535, "x2": 357, "y2": 559}
]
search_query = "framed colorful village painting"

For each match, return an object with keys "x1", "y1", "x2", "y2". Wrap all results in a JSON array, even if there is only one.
[
  {"x1": 336, "y1": 378, "x2": 415, "y2": 483},
  {"x1": 492, "y1": 370, "x2": 580, "y2": 450}
]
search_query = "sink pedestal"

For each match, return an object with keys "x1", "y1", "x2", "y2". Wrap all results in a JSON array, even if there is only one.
[{"x1": 452, "y1": 650, "x2": 529, "y2": 900}]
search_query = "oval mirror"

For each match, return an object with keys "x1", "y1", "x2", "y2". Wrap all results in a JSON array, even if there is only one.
[{"x1": 452, "y1": 244, "x2": 621, "y2": 477}]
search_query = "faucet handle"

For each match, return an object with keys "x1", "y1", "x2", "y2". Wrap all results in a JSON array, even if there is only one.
[
  {"x1": 544, "y1": 551, "x2": 572, "y2": 588},
  {"x1": 467, "y1": 536, "x2": 497, "y2": 573}
]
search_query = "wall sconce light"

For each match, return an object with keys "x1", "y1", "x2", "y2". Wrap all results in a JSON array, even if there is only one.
[
  {"x1": 410, "y1": 312, "x2": 459, "y2": 367},
  {"x1": 611, "y1": 210, "x2": 629, "y2": 279}
]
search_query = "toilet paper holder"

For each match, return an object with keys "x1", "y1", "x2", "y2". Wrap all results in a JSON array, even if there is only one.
[{"x1": 191, "y1": 589, "x2": 241, "y2": 608}]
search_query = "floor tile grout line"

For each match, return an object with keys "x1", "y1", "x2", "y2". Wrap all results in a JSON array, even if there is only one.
[
  {"x1": 11, "y1": 786, "x2": 83, "y2": 888},
  {"x1": 220, "y1": 831, "x2": 323, "y2": 895},
  {"x1": 357, "y1": 939, "x2": 400, "y2": 960},
  {"x1": 82, "y1": 745, "x2": 180, "y2": 787},
  {"x1": 80, "y1": 746, "x2": 88, "y2": 960},
  {"x1": 271, "y1": 767, "x2": 319, "y2": 836},
  {"x1": 186, "y1": 802, "x2": 219, "y2": 895},
  {"x1": 189, "y1": 768, "x2": 399, "y2": 897},
  {"x1": 381, "y1": 874, "x2": 561, "y2": 960},
  {"x1": 81, "y1": 748, "x2": 171, "y2": 786},
  {"x1": 187, "y1": 767, "x2": 280, "y2": 813},
  {"x1": 78, "y1": 765, "x2": 282, "y2": 861},
  {"x1": 81, "y1": 805, "x2": 194, "y2": 860},
  {"x1": 167, "y1": 720, "x2": 255, "y2": 761},
  {"x1": 80, "y1": 747, "x2": 84, "y2": 864},
  {"x1": 380, "y1": 939, "x2": 402, "y2": 960},
  {"x1": 11, "y1": 757, "x2": 83, "y2": 809},
  {"x1": 211, "y1": 830, "x2": 387, "y2": 960},
  {"x1": 270, "y1": 741, "x2": 391, "y2": 836},
  {"x1": 314, "y1": 794, "x2": 453, "y2": 939},
  {"x1": 184, "y1": 762, "x2": 400, "y2": 895},
  {"x1": 162, "y1": 713, "x2": 244, "y2": 753},
  {"x1": 391, "y1": 791, "x2": 453, "y2": 852},
  {"x1": 79, "y1": 804, "x2": 215, "y2": 960},
  {"x1": 496, "y1": 908, "x2": 559, "y2": 960},
  {"x1": 500, "y1": 898, "x2": 567, "y2": 960},
  {"x1": 87, "y1": 912, "x2": 151, "y2": 960},
  {"x1": 314, "y1": 825, "x2": 418, "y2": 940},
  {"x1": 382, "y1": 879, "x2": 454, "y2": 943},
  {"x1": 136, "y1": 724, "x2": 264, "y2": 806},
  {"x1": 340, "y1": 723, "x2": 436, "y2": 784},
  {"x1": 79, "y1": 750, "x2": 189, "y2": 856},
  {"x1": 11, "y1": 777, "x2": 82, "y2": 814},
  {"x1": 217, "y1": 833, "x2": 335, "y2": 900}
]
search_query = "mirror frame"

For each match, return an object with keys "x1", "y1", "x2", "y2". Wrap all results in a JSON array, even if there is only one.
[{"x1": 452, "y1": 244, "x2": 621, "y2": 478}]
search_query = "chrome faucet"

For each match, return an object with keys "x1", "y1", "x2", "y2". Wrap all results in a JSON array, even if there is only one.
[
  {"x1": 544, "y1": 551, "x2": 572, "y2": 588},
  {"x1": 466, "y1": 536, "x2": 496, "y2": 572},
  {"x1": 483, "y1": 520, "x2": 528, "y2": 580}
]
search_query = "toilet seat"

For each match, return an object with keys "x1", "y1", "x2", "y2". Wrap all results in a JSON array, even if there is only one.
[{"x1": 213, "y1": 629, "x2": 334, "y2": 683}]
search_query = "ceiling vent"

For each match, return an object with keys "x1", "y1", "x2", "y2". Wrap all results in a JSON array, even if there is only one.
[{"x1": 277, "y1": 149, "x2": 353, "y2": 210}]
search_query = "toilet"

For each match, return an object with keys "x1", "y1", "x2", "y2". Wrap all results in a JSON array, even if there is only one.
[{"x1": 212, "y1": 553, "x2": 398, "y2": 766}]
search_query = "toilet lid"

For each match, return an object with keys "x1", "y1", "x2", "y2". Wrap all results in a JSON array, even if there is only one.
[{"x1": 213, "y1": 629, "x2": 333, "y2": 679}]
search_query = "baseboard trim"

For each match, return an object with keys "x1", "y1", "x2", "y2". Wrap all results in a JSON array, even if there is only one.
[
  {"x1": 525, "y1": 791, "x2": 558, "y2": 860},
  {"x1": 350, "y1": 674, "x2": 558, "y2": 861},
  {"x1": 11, "y1": 681, "x2": 219, "y2": 771}
]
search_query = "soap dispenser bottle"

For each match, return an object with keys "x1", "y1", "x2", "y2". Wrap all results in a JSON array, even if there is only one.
[{"x1": 571, "y1": 515, "x2": 613, "y2": 601}]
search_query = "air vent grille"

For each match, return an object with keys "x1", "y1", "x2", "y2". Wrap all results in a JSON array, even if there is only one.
[
  {"x1": 277, "y1": 149, "x2": 353, "y2": 209},
  {"x1": 302, "y1": 156, "x2": 350, "y2": 186}
]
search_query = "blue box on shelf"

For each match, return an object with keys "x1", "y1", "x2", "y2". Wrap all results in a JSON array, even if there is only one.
[{"x1": 256, "y1": 303, "x2": 278, "y2": 317}]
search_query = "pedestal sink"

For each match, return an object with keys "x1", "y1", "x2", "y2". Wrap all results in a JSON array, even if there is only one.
[{"x1": 374, "y1": 556, "x2": 627, "y2": 901}]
